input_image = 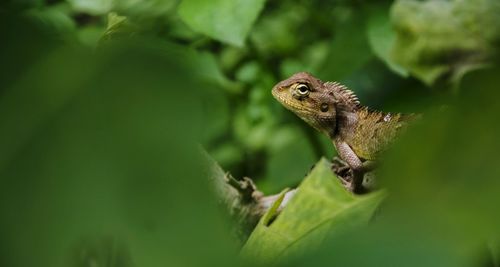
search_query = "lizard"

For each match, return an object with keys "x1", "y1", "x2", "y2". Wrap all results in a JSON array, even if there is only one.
[{"x1": 272, "y1": 72, "x2": 417, "y2": 194}]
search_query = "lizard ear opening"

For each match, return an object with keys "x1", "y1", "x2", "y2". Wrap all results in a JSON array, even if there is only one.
[{"x1": 320, "y1": 103, "x2": 329, "y2": 112}]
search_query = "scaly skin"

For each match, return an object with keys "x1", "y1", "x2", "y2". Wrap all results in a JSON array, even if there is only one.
[{"x1": 272, "y1": 72, "x2": 416, "y2": 193}]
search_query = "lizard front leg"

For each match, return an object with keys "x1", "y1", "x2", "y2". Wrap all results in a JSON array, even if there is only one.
[{"x1": 334, "y1": 140, "x2": 371, "y2": 194}]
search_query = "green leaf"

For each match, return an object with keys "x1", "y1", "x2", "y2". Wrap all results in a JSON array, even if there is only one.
[
  {"x1": 68, "y1": 0, "x2": 114, "y2": 15},
  {"x1": 177, "y1": 0, "x2": 267, "y2": 46},
  {"x1": 490, "y1": 239, "x2": 500, "y2": 267},
  {"x1": 261, "y1": 126, "x2": 317, "y2": 194},
  {"x1": 390, "y1": 0, "x2": 500, "y2": 85},
  {"x1": 99, "y1": 12, "x2": 138, "y2": 43},
  {"x1": 235, "y1": 61, "x2": 261, "y2": 83},
  {"x1": 249, "y1": 6, "x2": 304, "y2": 57},
  {"x1": 379, "y1": 65, "x2": 500, "y2": 243},
  {"x1": 318, "y1": 18, "x2": 373, "y2": 81},
  {"x1": 366, "y1": 5, "x2": 408, "y2": 77},
  {"x1": 0, "y1": 40, "x2": 237, "y2": 267},
  {"x1": 117, "y1": 0, "x2": 178, "y2": 18},
  {"x1": 107, "y1": 12, "x2": 127, "y2": 29},
  {"x1": 261, "y1": 189, "x2": 289, "y2": 226},
  {"x1": 27, "y1": 6, "x2": 76, "y2": 35},
  {"x1": 187, "y1": 50, "x2": 240, "y2": 92},
  {"x1": 241, "y1": 158, "x2": 385, "y2": 264},
  {"x1": 68, "y1": 0, "x2": 177, "y2": 17}
]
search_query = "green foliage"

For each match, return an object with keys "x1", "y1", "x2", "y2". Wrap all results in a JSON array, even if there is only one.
[
  {"x1": 242, "y1": 159, "x2": 385, "y2": 264},
  {"x1": 390, "y1": 0, "x2": 500, "y2": 85},
  {"x1": 178, "y1": 0, "x2": 266, "y2": 46},
  {"x1": 68, "y1": 0, "x2": 114, "y2": 15},
  {"x1": 262, "y1": 126, "x2": 318, "y2": 193},
  {"x1": 318, "y1": 17, "x2": 373, "y2": 81},
  {"x1": 366, "y1": 4, "x2": 408, "y2": 77},
  {"x1": 67, "y1": 0, "x2": 178, "y2": 17},
  {"x1": 2, "y1": 0, "x2": 500, "y2": 266},
  {"x1": 0, "y1": 36, "x2": 240, "y2": 267},
  {"x1": 380, "y1": 65, "x2": 500, "y2": 244}
]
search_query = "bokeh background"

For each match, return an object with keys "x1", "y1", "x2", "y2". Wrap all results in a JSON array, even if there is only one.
[{"x1": 1, "y1": 0, "x2": 500, "y2": 266}]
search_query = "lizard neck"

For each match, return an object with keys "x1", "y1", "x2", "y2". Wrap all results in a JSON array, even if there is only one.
[
  {"x1": 325, "y1": 81, "x2": 361, "y2": 142},
  {"x1": 334, "y1": 108, "x2": 359, "y2": 142}
]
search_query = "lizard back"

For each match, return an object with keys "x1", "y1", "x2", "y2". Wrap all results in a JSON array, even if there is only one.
[{"x1": 344, "y1": 107, "x2": 416, "y2": 160}]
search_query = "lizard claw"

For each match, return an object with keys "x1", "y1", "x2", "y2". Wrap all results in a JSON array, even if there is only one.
[{"x1": 339, "y1": 176, "x2": 352, "y2": 188}]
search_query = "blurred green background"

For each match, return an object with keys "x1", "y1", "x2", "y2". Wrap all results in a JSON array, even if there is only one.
[{"x1": 1, "y1": 0, "x2": 500, "y2": 266}]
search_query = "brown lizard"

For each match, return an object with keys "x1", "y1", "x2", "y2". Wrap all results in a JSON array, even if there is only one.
[{"x1": 272, "y1": 72, "x2": 417, "y2": 193}]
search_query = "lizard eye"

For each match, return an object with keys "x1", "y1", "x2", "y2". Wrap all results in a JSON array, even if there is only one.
[{"x1": 296, "y1": 84, "x2": 310, "y2": 96}]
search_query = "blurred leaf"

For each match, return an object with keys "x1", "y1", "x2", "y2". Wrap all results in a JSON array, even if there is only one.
[
  {"x1": 178, "y1": 0, "x2": 267, "y2": 46},
  {"x1": 233, "y1": 106, "x2": 273, "y2": 151},
  {"x1": 390, "y1": 0, "x2": 500, "y2": 85},
  {"x1": 279, "y1": 42, "x2": 330, "y2": 77},
  {"x1": 235, "y1": 61, "x2": 261, "y2": 83},
  {"x1": 0, "y1": 39, "x2": 238, "y2": 267},
  {"x1": 189, "y1": 50, "x2": 241, "y2": 93},
  {"x1": 490, "y1": 240, "x2": 500, "y2": 267},
  {"x1": 27, "y1": 5, "x2": 76, "y2": 35},
  {"x1": 318, "y1": 18, "x2": 373, "y2": 81},
  {"x1": 302, "y1": 41, "x2": 330, "y2": 72},
  {"x1": 289, "y1": 221, "x2": 480, "y2": 267},
  {"x1": 378, "y1": 65, "x2": 500, "y2": 239},
  {"x1": 68, "y1": 0, "x2": 114, "y2": 15},
  {"x1": 209, "y1": 143, "x2": 244, "y2": 169},
  {"x1": 70, "y1": 237, "x2": 134, "y2": 267},
  {"x1": 280, "y1": 58, "x2": 307, "y2": 78},
  {"x1": 0, "y1": 47, "x2": 95, "y2": 171},
  {"x1": 242, "y1": 159, "x2": 385, "y2": 263},
  {"x1": 245, "y1": 121, "x2": 274, "y2": 151},
  {"x1": 117, "y1": 0, "x2": 178, "y2": 18},
  {"x1": 261, "y1": 126, "x2": 316, "y2": 193},
  {"x1": 198, "y1": 76, "x2": 230, "y2": 142},
  {"x1": 77, "y1": 25, "x2": 105, "y2": 47},
  {"x1": 250, "y1": 6, "x2": 305, "y2": 57},
  {"x1": 2, "y1": 0, "x2": 43, "y2": 9},
  {"x1": 167, "y1": 16, "x2": 202, "y2": 42},
  {"x1": 0, "y1": 13, "x2": 60, "y2": 91},
  {"x1": 366, "y1": 5, "x2": 408, "y2": 77},
  {"x1": 107, "y1": 12, "x2": 127, "y2": 29},
  {"x1": 219, "y1": 46, "x2": 248, "y2": 72},
  {"x1": 68, "y1": 0, "x2": 177, "y2": 18},
  {"x1": 100, "y1": 12, "x2": 137, "y2": 42}
]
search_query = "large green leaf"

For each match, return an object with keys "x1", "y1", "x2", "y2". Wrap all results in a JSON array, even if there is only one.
[
  {"x1": 366, "y1": 5, "x2": 408, "y2": 77},
  {"x1": 241, "y1": 158, "x2": 385, "y2": 264},
  {"x1": 390, "y1": 0, "x2": 500, "y2": 85},
  {"x1": 0, "y1": 38, "x2": 238, "y2": 267},
  {"x1": 177, "y1": 0, "x2": 267, "y2": 46}
]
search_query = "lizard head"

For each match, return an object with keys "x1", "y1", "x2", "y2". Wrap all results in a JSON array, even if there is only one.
[{"x1": 272, "y1": 72, "x2": 338, "y2": 136}]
